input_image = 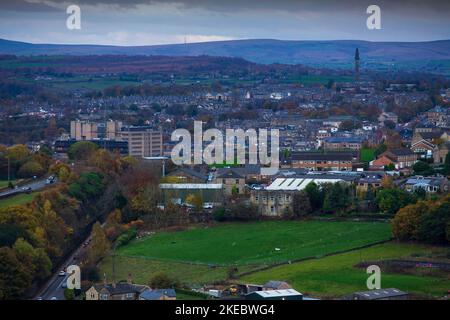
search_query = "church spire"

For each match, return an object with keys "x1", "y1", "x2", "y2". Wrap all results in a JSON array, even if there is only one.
[
  {"x1": 354, "y1": 48, "x2": 360, "y2": 82},
  {"x1": 355, "y1": 48, "x2": 360, "y2": 61}
]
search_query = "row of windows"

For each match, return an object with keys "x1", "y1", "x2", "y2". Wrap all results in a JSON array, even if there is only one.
[
  {"x1": 255, "y1": 195, "x2": 291, "y2": 202},
  {"x1": 294, "y1": 160, "x2": 352, "y2": 165}
]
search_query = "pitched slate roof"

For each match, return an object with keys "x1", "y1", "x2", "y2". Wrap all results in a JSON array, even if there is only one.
[
  {"x1": 170, "y1": 167, "x2": 208, "y2": 181},
  {"x1": 139, "y1": 289, "x2": 176, "y2": 300},
  {"x1": 216, "y1": 169, "x2": 244, "y2": 179},
  {"x1": 385, "y1": 148, "x2": 416, "y2": 157},
  {"x1": 264, "y1": 281, "x2": 292, "y2": 289},
  {"x1": 292, "y1": 152, "x2": 354, "y2": 161},
  {"x1": 93, "y1": 283, "x2": 148, "y2": 295},
  {"x1": 417, "y1": 131, "x2": 443, "y2": 140},
  {"x1": 352, "y1": 288, "x2": 407, "y2": 300},
  {"x1": 324, "y1": 136, "x2": 365, "y2": 144}
]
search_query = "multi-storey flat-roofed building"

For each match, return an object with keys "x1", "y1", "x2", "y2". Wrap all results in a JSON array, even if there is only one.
[
  {"x1": 120, "y1": 126, "x2": 163, "y2": 158},
  {"x1": 70, "y1": 120, "x2": 98, "y2": 140},
  {"x1": 106, "y1": 120, "x2": 123, "y2": 140}
]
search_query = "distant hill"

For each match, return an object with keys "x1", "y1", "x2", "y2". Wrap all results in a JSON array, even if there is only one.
[{"x1": 0, "y1": 38, "x2": 449, "y2": 69}]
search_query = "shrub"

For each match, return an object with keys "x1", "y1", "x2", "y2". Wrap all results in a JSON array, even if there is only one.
[{"x1": 115, "y1": 228, "x2": 137, "y2": 247}]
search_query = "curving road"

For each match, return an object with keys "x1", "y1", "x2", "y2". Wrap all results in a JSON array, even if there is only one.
[
  {"x1": 35, "y1": 234, "x2": 91, "y2": 300},
  {"x1": 0, "y1": 178, "x2": 53, "y2": 198}
]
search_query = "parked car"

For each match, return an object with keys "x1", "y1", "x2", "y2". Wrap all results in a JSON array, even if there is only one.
[{"x1": 58, "y1": 270, "x2": 66, "y2": 277}]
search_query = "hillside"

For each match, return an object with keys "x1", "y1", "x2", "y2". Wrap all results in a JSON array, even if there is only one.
[{"x1": 0, "y1": 38, "x2": 449, "y2": 69}]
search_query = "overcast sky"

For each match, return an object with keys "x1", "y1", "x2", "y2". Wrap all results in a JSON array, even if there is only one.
[{"x1": 0, "y1": 0, "x2": 449, "y2": 45}]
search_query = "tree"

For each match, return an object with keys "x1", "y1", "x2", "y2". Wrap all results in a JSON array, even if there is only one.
[
  {"x1": 384, "y1": 120, "x2": 396, "y2": 130},
  {"x1": 339, "y1": 120, "x2": 360, "y2": 131},
  {"x1": 86, "y1": 222, "x2": 110, "y2": 266},
  {"x1": 13, "y1": 238, "x2": 52, "y2": 281},
  {"x1": 130, "y1": 185, "x2": 160, "y2": 217},
  {"x1": 376, "y1": 188, "x2": 415, "y2": 215},
  {"x1": 68, "y1": 172, "x2": 105, "y2": 202},
  {"x1": 322, "y1": 183, "x2": 352, "y2": 214},
  {"x1": 413, "y1": 161, "x2": 434, "y2": 176},
  {"x1": 18, "y1": 160, "x2": 45, "y2": 178},
  {"x1": 292, "y1": 191, "x2": 312, "y2": 217},
  {"x1": 185, "y1": 193, "x2": 203, "y2": 212},
  {"x1": 418, "y1": 200, "x2": 450, "y2": 244},
  {"x1": 392, "y1": 195, "x2": 450, "y2": 244},
  {"x1": 374, "y1": 143, "x2": 387, "y2": 157},
  {"x1": 49, "y1": 162, "x2": 73, "y2": 183},
  {"x1": 304, "y1": 182, "x2": 323, "y2": 211},
  {"x1": 149, "y1": 272, "x2": 178, "y2": 289},
  {"x1": 381, "y1": 175, "x2": 394, "y2": 188},
  {"x1": 0, "y1": 247, "x2": 32, "y2": 299},
  {"x1": 68, "y1": 141, "x2": 98, "y2": 161},
  {"x1": 6, "y1": 144, "x2": 30, "y2": 162},
  {"x1": 37, "y1": 200, "x2": 72, "y2": 259},
  {"x1": 392, "y1": 201, "x2": 428, "y2": 240},
  {"x1": 443, "y1": 153, "x2": 450, "y2": 176}
]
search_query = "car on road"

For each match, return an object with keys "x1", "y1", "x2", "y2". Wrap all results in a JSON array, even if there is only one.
[
  {"x1": 58, "y1": 270, "x2": 66, "y2": 276},
  {"x1": 61, "y1": 281, "x2": 67, "y2": 288},
  {"x1": 22, "y1": 187, "x2": 32, "y2": 194},
  {"x1": 36, "y1": 297, "x2": 43, "y2": 300},
  {"x1": 50, "y1": 297, "x2": 58, "y2": 300},
  {"x1": 46, "y1": 176, "x2": 55, "y2": 184}
]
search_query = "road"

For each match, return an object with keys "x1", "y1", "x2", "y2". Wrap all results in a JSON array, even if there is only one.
[
  {"x1": 0, "y1": 178, "x2": 51, "y2": 198},
  {"x1": 35, "y1": 234, "x2": 91, "y2": 300}
]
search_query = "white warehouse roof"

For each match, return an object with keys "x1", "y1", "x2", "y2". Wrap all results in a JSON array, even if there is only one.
[
  {"x1": 266, "y1": 177, "x2": 344, "y2": 191},
  {"x1": 160, "y1": 183, "x2": 223, "y2": 190},
  {"x1": 250, "y1": 289, "x2": 303, "y2": 298}
]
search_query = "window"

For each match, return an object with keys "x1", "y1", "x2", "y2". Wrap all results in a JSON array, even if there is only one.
[
  {"x1": 100, "y1": 294, "x2": 109, "y2": 300},
  {"x1": 126, "y1": 293, "x2": 134, "y2": 299}
]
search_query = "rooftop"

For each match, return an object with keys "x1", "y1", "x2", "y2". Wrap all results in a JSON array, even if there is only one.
[
  {"x1": 248, "y1": 289, "x2": 302, "y2": 298},
  {"x1": 266, "y1": 177, "x2": 345, "y2": 191},
  {"x1": 160, "y1": 183, "x2": 222, "y2": 190}
]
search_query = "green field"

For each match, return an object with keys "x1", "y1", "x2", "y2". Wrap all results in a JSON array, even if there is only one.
[
  {"x1": 240, "y1": 242, "x2": 450, "y2": 298},
  {"x1": 0, "y1": 192, "x2": 35, "y2": 209},
  {"x1": 101, "y1": 221, "x2": 449, "y2": 299},
  {"x1": 116, "y1": 221, "x2": 391, "y2": 265},
  {"x1": 360, "y1": 148, "x2": 375, "y2": 162},
  {"x1": 99, "y1": 255, "x2": 257, "y2": 287}
]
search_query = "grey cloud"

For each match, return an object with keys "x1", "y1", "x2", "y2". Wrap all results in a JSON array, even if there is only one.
[
  {"x1": 4, "y1": 0, "x2": 450, "y2": 13},
  {"x1": 0, "y1": 0, "x2": 60, "y2": 12}
]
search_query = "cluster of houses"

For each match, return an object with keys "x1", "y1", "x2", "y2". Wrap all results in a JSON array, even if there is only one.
[
  {"x1": 159, "y1": 161, "x2": 449, "y2": 216},
  {"x1": 85, "y1": 277, "x2": 176, "y2": 301},
  {"x1": 156, "y1": 105, "x2": 450, "y2": 217},
  {"x1": 85, "y1": 278, "x2": 409, "y2": 301}
]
